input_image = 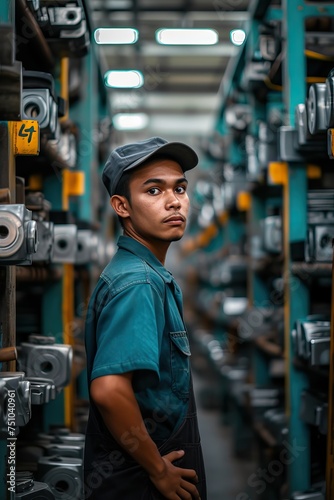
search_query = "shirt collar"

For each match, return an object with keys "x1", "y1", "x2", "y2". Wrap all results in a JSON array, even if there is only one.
[{"x1": 117, "y1": 235, "x2": 174, "y2": 283}]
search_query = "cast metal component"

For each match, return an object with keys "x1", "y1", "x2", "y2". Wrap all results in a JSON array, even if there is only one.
[
  {"x1": 261, "y1": 215, "x2": 282, "y2": 254},
  {"x1": 300, "y1": 390, "x2": 328, "y2": 434},
  {"x1": 52, "y1": 224, "x2": 78, "y2": 263},
  {"x1": 32, "y1": 221, "x2": 54, "y2": 263},
  {"x1": 263, "y1": 408, "x2": 288, "y2": 444},
  {"x1": 22, "y1": 88, "x2": 58, "y2": 139},
  {"x1": 37, "y1": 455, "x2": 83, "y2": 500},
  {"x1": 44, "y1": 443, "x2": 84, "y2": 459},
  {"x1": 48, "y1": 6, "x2": 82, "y2": 27},
  {"x1": 76, "y1": 230, "x2": 98, "y2": 265},
  {"x1": 292, "y1": 317, "x2": 330, "y2": 366},
  {"x1": 27, "y1": 377, "x2": 57, "y2": 405},
  {"x1": 0, "y1": 204, "x2": 38, "y2": 265},
  {"x1": 245, "y1": 135, "x2": 260, "y2": 180},
  {"x1": 325, "y1": 68, "x2": 334, "y2": 128},
  {"x1": 307, "y1": 83, "x2": 327, "y2": 135},
  {"x1": 15, "y1": 480, "x2": 55, "y2": 499},
  {"x1": 258, "y1": 122, "x2": 278, "y2": 169},
  {"x1": 0, "y1": 372, "x2": 31, "y2": 436},
  {"x1": 17, "y1": 335, "x2": 73, "y2": 388},
  {"x1": 306, "y1": 224, "x2": 334, "y2": 262},
  {"x1": 31, "y1": 1, "x2": 90, "y2": 57}
]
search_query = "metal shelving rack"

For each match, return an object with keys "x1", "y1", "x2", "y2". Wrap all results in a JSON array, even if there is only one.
[
  {"x1": 189, "y1": 0, "x2": 334, "y2": 497},
  {"x1": 0, "y1": 1, "x2": 113, "y2": 497}
]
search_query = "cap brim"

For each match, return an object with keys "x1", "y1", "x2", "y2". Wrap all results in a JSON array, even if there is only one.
[{"x1": 123, "y1": 141, "x2": 198, "y2": 173}]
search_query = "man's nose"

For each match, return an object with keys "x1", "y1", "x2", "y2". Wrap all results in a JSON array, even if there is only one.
[{"x1": 166, "y1": 191, "x2": 181, "y2": 209}]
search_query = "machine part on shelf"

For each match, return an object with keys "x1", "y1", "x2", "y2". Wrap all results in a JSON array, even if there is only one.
[
  {"x1": 37, "y1": 455, "x2": 83, "y2": 500},
  {"x1": 292, "y1": 317, "x2": 330, "y2": 366},
  {"x1": 15, "y1": 478, "x2": 55, "y2": 499},
  {"x1": 31, "y1": 0, "x2": 90, "y2": 57},
  {"x1": 26, "y1": 377, "x2": 57, "y2": 405},
  {"x1": 307, "y1": 84, "x2": 327, "y2": 135},
  {"x1": 17, "y1": 335, "x2": 73, "y2": 388},
  {"x1": 325, "y1": 68, "x2": 334, "y2": 128},
  {"x1": 258, "y1": 122, "x2": 279, "y2": 169},
  {"x1": 300, "y1": 390, "x2": 328, "y2": 434},
  {"x1": 279, "y1": 126, "x2": 306, "y2": 161},
  {"x1": 263, "y1": 408, "x2": 288, "y2": 445},
  {"x1": 305, "y1": 223, "x2": 334, "y2": 262},
  {"x1": 0, "y1": 61, "x2": 22, "y2": 121},
  {"x1": 52, "y1": 224, "x2": 78, "y2": 263},
  {"x1": 225, "y1": 105, "x2": 251, "y2": 131},
  {"x1": 76, "y1": 229, "x2": 99, "y2": 265},
  {"x1": 26, "y1": 0, "x2": 40, "y2": 12},
  {"x1": 43, "y1": 443, "x2": 84, "y2": 459},
  {"x1": 240, "y1": 60, "x2": 272, "y2": 91},
  {"x1": 245, "y1": 135, "x2": 260, "y2": 180},
  {"x1": 32, "y1": 221, "x2": 54, "y2": 262},
  {"x1": 22, "y1": 89, "x2": 58, "y2": 140},
  {"x1": 259, "y1": 32, "x2": 280, "y2": 61},
  {"x1": 0, "y1": 372, "x2": 31, "y2": 436},
  {"x1": 295, "y1": 103, "x2": 327, "y2": 149},
  {"x1": 37, "y1": 428, "x2": 85, "y2": 445},
  {"x1": 0, "y1": 204, "x2": 38, "y2": 265},
  {"x1": 261, "y1": 215, "x2": 282, "y2": 254},
  {"x1": 290, "y1": 491, "x2": 324, "y2": 499}
]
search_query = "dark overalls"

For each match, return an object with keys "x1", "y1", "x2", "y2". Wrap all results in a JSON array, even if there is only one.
[{"x1": 83, "y1": 377, "x2": 206, "y2": 499}]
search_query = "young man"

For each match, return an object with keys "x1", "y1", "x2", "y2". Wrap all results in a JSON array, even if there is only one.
[{"x1": 84, "y1": 137, "x2": 206, "y2": 499}]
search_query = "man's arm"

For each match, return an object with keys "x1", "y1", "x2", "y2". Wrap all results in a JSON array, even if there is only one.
[{"x1": 90, "y1": 372, "x2": 200, "y2": 499}]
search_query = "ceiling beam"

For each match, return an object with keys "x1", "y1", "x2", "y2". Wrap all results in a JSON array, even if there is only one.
[{"x1": 103, "y1": 43, "x2": 238, "y2": 57}]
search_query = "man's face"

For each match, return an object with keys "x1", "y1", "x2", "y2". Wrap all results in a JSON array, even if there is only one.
[{"x1": 123, "y1": 158, "x2": 190, "y2": 248}]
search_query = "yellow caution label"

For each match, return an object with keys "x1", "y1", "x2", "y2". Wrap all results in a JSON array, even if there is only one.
[
  {"x1": 10, "y1": 120, "x2": 40, "y2": 156},
  {"x1": 268, "y1": 162, "x2": 288, "y2": 185},
  {"x1": 63, "y1": 170, "x2": 85, "y2": 197},
  {"x1": 237, "y1": 191, "x2": 251, "y2": 212}
]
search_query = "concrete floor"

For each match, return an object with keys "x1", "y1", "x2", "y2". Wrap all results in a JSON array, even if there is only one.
[{"x1": 193, "y1": 371, "x2": 257, "y2": 500}]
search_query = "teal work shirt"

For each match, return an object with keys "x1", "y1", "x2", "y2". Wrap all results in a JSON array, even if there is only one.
[{"x1": 85, "y1": 235, "x2": 191, "y2": 442}]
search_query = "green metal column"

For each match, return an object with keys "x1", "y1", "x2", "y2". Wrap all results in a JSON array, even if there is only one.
[{"x1": 282, "y1": 0, "x2": 310, "y2": 493}]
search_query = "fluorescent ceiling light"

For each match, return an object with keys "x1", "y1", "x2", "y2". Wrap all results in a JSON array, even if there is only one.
[
  {"x1": 113, "y1": 113, "x2": 149, "y2": 131},
  {"x1": 94, "y1": 27, "x2": 138, "y2": 44},
  {"x1": 104, "y1": 70, "x2": 144, "y2": 88},
  {"x1": 155, "y1": 28, "x2": 218, "y2": 46},
  {"x1": 230, "y1": 29, "x2": 246, "y2": 46}
]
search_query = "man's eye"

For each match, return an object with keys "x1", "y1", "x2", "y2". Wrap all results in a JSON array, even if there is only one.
[
  {"x1": 175, "y1": 186, "x2": 186, "y2": 194},
  {"x1": 148, "y1": 188, "x2": 160, "y2": 195}
]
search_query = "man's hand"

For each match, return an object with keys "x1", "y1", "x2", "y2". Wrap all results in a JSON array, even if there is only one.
[{"x1": 149, "y1": 450, "x2": 200, "y2": 500}]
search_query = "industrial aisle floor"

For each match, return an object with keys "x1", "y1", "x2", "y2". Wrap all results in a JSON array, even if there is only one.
[{"x1": 192, "y1": 370, "x2": 257, "y2": 500}]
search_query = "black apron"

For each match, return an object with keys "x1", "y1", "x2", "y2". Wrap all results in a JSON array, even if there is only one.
[{"x1": 83, "y1": 378, "x2": 207, "y2": 500}]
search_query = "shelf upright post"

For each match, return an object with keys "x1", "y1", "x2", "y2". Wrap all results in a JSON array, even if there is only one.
[{"x1": 281, "y1": 0, "x2": 310, "y2": 493}]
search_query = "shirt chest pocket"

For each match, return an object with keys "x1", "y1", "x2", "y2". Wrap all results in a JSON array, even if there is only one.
[{"x1": 169, "y1": 331, "x2": 191, "y2": 401}]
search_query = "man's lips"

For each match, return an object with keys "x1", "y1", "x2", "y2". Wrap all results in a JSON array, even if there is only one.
[{"x1": 163, "y1": 214, "x2": 186, "y2": 223}]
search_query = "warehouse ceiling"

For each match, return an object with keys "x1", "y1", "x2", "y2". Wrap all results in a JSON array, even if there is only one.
[{"x1": 87, "y1": 0, "x2": 250, "y2": 144}]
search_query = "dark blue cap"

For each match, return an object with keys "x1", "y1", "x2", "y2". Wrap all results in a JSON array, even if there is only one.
[{"x1": 102, "y1": 136, "x2": 198, "y2": 197}]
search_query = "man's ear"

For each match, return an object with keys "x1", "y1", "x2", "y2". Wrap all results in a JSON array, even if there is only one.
[{"x1": 110, "y1": 195, "x2": 130, "y2": 219}]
